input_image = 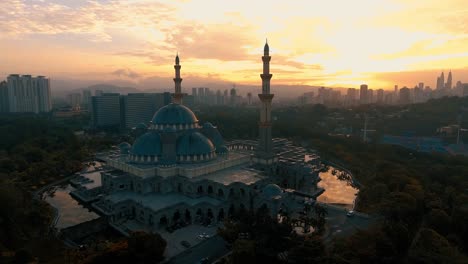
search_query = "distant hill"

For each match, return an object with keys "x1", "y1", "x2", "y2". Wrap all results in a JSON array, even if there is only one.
[{"x1": 75, "y1": 84, "x2": 141, "y2": 95}]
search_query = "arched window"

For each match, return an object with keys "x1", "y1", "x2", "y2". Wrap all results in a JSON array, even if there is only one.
[
  {"x1": 208, "y1": 185, "x2": 213, "y2": 194},
  {"x1": 218, "y1": 189, "x2": 224, "y2": 198},
  {"x1": 197, "y1": 186, "x2": 203, "y2": 194}
]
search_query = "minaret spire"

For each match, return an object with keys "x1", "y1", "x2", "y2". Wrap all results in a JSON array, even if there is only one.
[
  {"x1": 254, "y1": 40, "x2": 276, "y2": 166},
  {"x1": 173, "y1": 53, "x2": 183, "y2": 104}
]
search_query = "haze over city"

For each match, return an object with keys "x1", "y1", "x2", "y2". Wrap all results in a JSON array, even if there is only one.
[{"x1": 1, "y1": 0, "x2": 468, "y2": 93}]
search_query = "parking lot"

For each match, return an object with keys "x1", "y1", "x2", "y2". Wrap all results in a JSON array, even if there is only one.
[{"x1": 160, "y1": 224, "x2": 220, "y2": 259}]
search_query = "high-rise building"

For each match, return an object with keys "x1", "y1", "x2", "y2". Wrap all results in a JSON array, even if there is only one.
[
  {"x1": 197, "y1": 87, "x2": 204, "y2": 104},
  {"x1": 399, "y1": 87, "x2": 411, "y2": 105},
  {"x1": 121, "y1": 93, "x2": 166, "y2": 129},
  {"x1": 90, "y1": 93, "x2": 121, "y2": 128},
  {"x1": 0, "y1": 81, "x2": 8, "y2": 112},
  {"x1": 367, "y1": 89, "x2": 374, "y2": 103},
  {"x1": 230, "y1": 86, "x2": 237, "y2": 105},
  {"x1": 360, "y1": 84, "x2": 368, "y2": 104},
  {"x1": 5, "y1": 74, "x2": 51, "y2": 113},
  {"x1": 222, "y1": 90, "x2": 228, "y2": 105},
  {"x1": 216, "y1": 90, "x2": 222, "y2": 105},
  {"x1": 446, "y1": 70, "x2": 452, "y2": 90},
  {"x1": 376, "y1": 89, "x2": 384, "y2": 104},
  {"x1": 440, "y1": 72, "x2": 445, "y2": 89},
  {"x1": 67, "y1": 93, "x2": 82, "y2": 108},
  {"x1": 82, "y1": 89, "x2": 92, "y2": 109},
  {"x1": 463, "y1": 84, "x2": 468, "y2": 97},
  {"x1": 35, "y1": 76, "x2": 52, "y2": 112},
  {"x1": 346, "y1": 88, "x2": 358, "y2": 105},
  {"x1": 95, "y1": 90, "x2": 103, "y2": 96}
]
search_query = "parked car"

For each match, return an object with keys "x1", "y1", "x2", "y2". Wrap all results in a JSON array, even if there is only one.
[{"x1": 346, "y1": 210, "x2": 354, "y2": 217}]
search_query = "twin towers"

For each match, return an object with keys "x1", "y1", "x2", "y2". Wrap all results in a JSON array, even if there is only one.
[{"x1": 171, "y1": 41, "x2": 276, "y2": 166}]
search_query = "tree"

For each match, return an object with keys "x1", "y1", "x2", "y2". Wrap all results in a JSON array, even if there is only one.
[{"x1": 128, "y1": 231, "x2": 167, "y2": 263}]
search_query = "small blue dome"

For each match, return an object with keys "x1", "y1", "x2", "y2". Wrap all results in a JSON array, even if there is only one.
[
  {"x1": 176, "y1": 131, "x2": 215, "y2": 156},
  {"x1": 119, "y1": 142, "x2": 131, "y2": 154},
  {"x1": 217, "y1": 145, "x2": 229, "y2": 154},
  {"x1": 136, "y1": 122, "x2": 147, "y2": 129},
  {"x1": 164, "y1": 126, "x2": 176, "y2": 133},
  {"x1": 130, "y1": 132, "x2": 162, "y2": 156},
  {"x1": 203, "y1": 122, "x2": 214, "y2": 129},
  {"x1": 200, "y1": 123, "x2": 225, "y2": 151},
  {"x1": 152, "y1": 103, "x2": 198, "y2": 125},
  {"x1": 262, "y1": 184, "x2": 282, "y2": 199}
]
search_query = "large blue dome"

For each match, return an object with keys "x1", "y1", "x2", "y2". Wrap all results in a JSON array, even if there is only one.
[
  {"x1": 176, "y1": 131, "x2": 215, "y2": 156},
  {"x1": 130, "y1": 132, "x2": 162, "y2": 156},
  {"x1": 152, "y1": 103, "x2": 198, "y2": 126}
]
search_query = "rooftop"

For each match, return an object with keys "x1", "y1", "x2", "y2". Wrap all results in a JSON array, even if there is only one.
[
  {"x1": 195, "y1": 165, "x2": 265, "y2": 185},
  {"x1": 106, "y1": 192, "x2": 222, "y2": 212}
]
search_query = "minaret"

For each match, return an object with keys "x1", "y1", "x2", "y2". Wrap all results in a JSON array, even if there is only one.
[
  {"x1": 254, "y1": 40, "x2": 276, "y2": 166},
  {"x1": 173, "y1": 53, "x2": 183, "y2": 104}
]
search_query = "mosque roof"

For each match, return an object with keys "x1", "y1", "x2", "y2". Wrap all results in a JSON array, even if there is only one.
[
  {"x1": 262, "y1": 184, "x2": 282, "y2": 199},
  {"x1": 130, "y1": 132, "x2": 162, "y2": 156},
  {"x1": 151, "y1": 103, "x2": 198, "y2": 125},
  {"x1": 176, "y1": 131, "x2": 215, "y2": 156}
]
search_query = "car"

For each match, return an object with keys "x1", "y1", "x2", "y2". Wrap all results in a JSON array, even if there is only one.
[
  {"x1": 346, "y1": 210, "x2": 354, "y2": 217},
  {"x1": 180, "y1": 240, "x2": 191, "y2": 248}
]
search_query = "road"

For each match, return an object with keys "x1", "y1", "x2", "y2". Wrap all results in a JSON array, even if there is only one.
[
  {"x1": 321, "y1": 204, "x2": 377, "y2": 244},
  {"x1": 167, "y1": 235, "x2": 229, "y2": 264}
]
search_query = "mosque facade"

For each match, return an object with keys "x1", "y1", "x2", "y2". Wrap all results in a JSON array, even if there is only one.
[{"x1": 75, "y1": 42, "x2": 323, "y2": 234}]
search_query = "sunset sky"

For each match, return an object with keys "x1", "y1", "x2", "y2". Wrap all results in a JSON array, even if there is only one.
[{"x1": 1, "y1": 0, "x2": 467, "y2": 91}]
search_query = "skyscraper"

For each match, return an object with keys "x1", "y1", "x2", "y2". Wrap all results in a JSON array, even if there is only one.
[
  {"x1": 230, "y1": 85, "x2": 237, "y2": 105},
  {"x1": 360, "y1": 84, "x2": 368, "y2": 104},
  {"x1": 441, "y1": 72, "x2": 445, "y2": 89},
  {"x1": 446, "y1": 70, "x2": 452, "y2": 90}
]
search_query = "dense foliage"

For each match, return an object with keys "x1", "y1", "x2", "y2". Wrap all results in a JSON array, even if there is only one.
[
  {"x1": 82, "y1": 232, "x2": 167, "y2": 264},
  {"x1": 0, "y1": 114, "x2": 116, "y2": 263}
]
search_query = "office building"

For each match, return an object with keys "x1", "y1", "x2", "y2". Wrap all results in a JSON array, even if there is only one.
[
  {"x1": 121, "y1": 93, "x2": 167, "y2": 129},
  {"x1": 90, "y1": 93, "x2": 121, "y2": 128}
]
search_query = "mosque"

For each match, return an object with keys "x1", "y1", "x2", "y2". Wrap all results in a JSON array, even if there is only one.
[{"x1": 76, "y1": 42, "x2": 323, "y2": 233}]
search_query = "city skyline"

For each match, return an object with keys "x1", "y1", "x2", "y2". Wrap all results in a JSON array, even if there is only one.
[{"x1": 1, "y1": 0, "x2": 468, "y2": 90}]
